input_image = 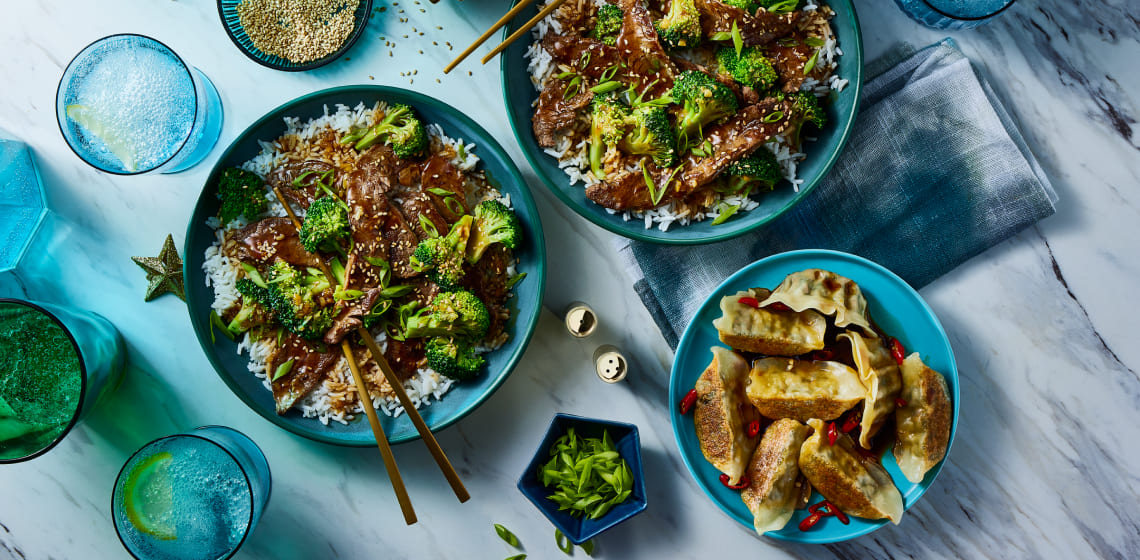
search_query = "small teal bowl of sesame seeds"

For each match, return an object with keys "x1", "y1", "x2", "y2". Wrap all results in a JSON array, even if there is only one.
[{"x1": 217, "y1": 0, "x2": 374, "y2": 71}]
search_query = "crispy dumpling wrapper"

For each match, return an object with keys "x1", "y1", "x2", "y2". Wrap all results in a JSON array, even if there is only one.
[
  {"x1": 760, "y1": 269, "x2": 875, "y2": 337},
  {"x1": 894, "y1": 353, "x2": 953, "y2": 483},
  {"x1": 799, "y1": 419, "x2": 904, "y2": 524},
  {"x1": 745, "y1": 358, "x2": 864, "y2": 421},
  {"x1": 695, "y1": 347, "x2": 760, "y2": 485},
  {"x1": 742, "y1": 418, "x2": 811, "y2": 535},
  {"x1": 713, "y1": 288, "x2": 827, "y2": 356},
  {"x1": 839, "y1": 332, "x2": 903, "y2": 448}
]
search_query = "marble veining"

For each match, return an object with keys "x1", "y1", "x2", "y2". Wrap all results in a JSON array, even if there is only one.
[{"x1": 2, "y1": 0, "x2": 1139, "y2": 558}]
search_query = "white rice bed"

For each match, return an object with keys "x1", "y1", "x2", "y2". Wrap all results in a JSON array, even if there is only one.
[
  {"x1": 524, "y1": 0, "x2": 845, "y2": 231},
  {"x1": 202, "y1": 102, "x2": 492, "y2": 425}
]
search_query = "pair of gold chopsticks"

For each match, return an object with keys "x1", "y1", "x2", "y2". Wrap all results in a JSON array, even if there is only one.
[
  {"x1": 443, "y1": 0, "x2": 569, "y2": 73},
  {"x1": 269, "y1": 185, "x2": 469, "y2": 526}
]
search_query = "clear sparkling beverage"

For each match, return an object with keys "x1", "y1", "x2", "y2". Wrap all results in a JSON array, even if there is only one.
[
  {"x1": 56, "y1": 34, "x2": 223, "y2": 174},
  {"x1": 113, "y1": 427, "x2": 271, "y2": 560}
]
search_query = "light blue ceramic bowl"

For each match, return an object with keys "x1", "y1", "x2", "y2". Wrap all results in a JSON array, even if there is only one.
[
  {"x1": 500, "y1": 1, "x2": 863, "y2": 245},
  {"x1": 184, "y1": 86, "x2": 546, "y2": 446},
  {"x1": 669, "y1": 250, "x2": 959, "y2": 542}
]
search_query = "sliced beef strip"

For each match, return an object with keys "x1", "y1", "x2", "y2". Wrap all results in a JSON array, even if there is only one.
[
  {"x1": 585, "y1": 168, "x2": 659, "y2": 211},
  {"x1": 676, "y1": 99, "x2": 792, "y2": 193},
  {"x1": 323, "y1": 287, "x2": 382, "y2": 345},
  {"x1": 403, "y1": 276, "x2": 441, "y2": 307},
  {"x1": 383, "y1": 206, "x2": 421, "y2": 279},
  {"x1": 616, "y1": 0, "x2": 677, "y2": 97},
  {"x1": 460, "y1": 244, "x2": 512, "y2": 343},
  {"x1": 533, "y1": 80, "x2": 594, "y2": 148},
  {"x1": 768, "y1": 38, "x2": 814, "y2": 93},
  {"x1": 224, "y1": 217, "x2": 322, "y2": 269},
  {"x1": 270, "y1": 333, "x2": 339, "y2": 414},
  {"x1": 421, "y1": 155, "x2": 470, "y2": 223},
  {"x1": 347, "y1": 146, "x2": 401, "y2": 196},
  {"x1": 266, "y1": 160, "x2": 336, "y2": 210},
  {"x1": 399, "y1": 191, "x2": 449, "y2": 241},
  {"x1": 345, "y1": 171, "x2": 395, "y2": 288},
  {"x1": 696, "y1": 0, "x2": 800, "y2": 47},
  {"x1": 383, "y1": 338, "x2": 424, "y2": 381},
  {"x1": 542, "y1": 34, "x2": 623, "y2": 81}
]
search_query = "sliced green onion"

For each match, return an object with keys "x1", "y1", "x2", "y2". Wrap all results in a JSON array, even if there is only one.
[
  {"x1": 581, "y1": 539, "x2": 595, "y2": 556},
  {"x1": 427, "y1": 187, "x2": 454, "y2": 197},
  {"x1": 803, "y1": 48, "x2": 820, "y2": 75},
  {"x1": 767, "y1": 0, "x2": 798, "y2": 13},
  {"x1": 419, "y1": 215, "x2": 440, "y2": 238},
  {"x1": 240, "y1": 263, "x2": 268, "y2": 289},
  {"x1": 380, "y1": 285, "x2": 414, "y2": 298},
  {"x1": 291, "y1": 170, "x2": 318, "y2": 188},
  {"x1": 762, "y1": 110, "x2": 785, "y2": 123},
  {"x1": 711, "y1": 203, "x2": 741, "y2": 225},
  {"x1": 731, "y1": 20, "x2": 743, "y2": 57},
  {"x1": 709, "y1": 31, "x2": 732, "y2": 41},
  {"x1": 579, "y1": 51, "x2": 591, "y2": 68},
  {"x1": 494, "y1": 524, "x2": 520, "y2": 547},
  {"x1": 456, "y1": 143, "x2": 467, "y2": 161},
  {"x1": 563, "y1": 76, "x2": 583, "y2": 100},
  {"x1": 330, "y1": 257, "x2": 347, "y2": 286},
  {"x1": 805, "y1": 36, "x2": 825, "y2": 47},
  {"x1": 555, "y1": 529, "x2": 573, "y2": 555},
  {"x1": 600, "y1": 64, "x2": 621, "y2": 82},
  {"x1": 443, "y1": 196, "x2": 466, "y2": 216},
  {"x1": 334, "y1": 288, "x2": 364, "y2": 301},
  {"x1": 271, "y1": 358, "x2": 294, "y2": 382},
  {"x1": 506, "y1": 272, "x2": 528, "y2": 289},
  {"x1": 505, "y1": 555, "x2": 527, "y2": 560},
  {"x1": 590, "y1": 81, "x2": 623, "y2": 94},
  {"x1": 555, "y1": 71, "x2": 576, "y2": 80}
]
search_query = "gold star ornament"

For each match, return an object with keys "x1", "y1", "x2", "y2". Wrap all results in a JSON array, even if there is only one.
[{"x1": 132, "y1": 234, "x2": 185, "y2": 302}]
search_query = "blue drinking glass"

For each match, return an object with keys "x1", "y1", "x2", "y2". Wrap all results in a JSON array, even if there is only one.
[
  {"x1": 891, "y1": 0, "x2": 1017, "y2": 29},
  {"x1": 112, "y1": 426, "x2": 272, "y2": 560},
  {"x1": 0, "y1": 133, "x2": 47, "y2": 286},
  {"x1": 56, "y1": 34, "x2": 224, "y2": 175},
  {"x1": 0, "y1": 299, "x2": 126, "y2": 463}
]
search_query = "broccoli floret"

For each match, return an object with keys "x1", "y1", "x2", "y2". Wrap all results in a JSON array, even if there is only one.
[
  {"x1": 716, "y1": 47, "x2": 778, "y2": 92},
  {"x1": 239, "y1": 262, "x2": 334, "y2": 340},
  {"x1": 672, "y1": 70, "x2": 739, "y2": 144},
  {"x1": 425, "y1": 337, "x2": 486, "y2": 380},
  {"x1": 784, "y1": 91, "x2": 827, "y2": 146},
  {"x1": 721, "y1": 149, "x2": 783, "y2": 194},
  {"x1": 721, "y1": 0, "x2": 760, "y2": 11},
  {"x1": 591, "y1": 4, "x2": 624, "y2": 45},
  {"x1": 411, "y1": 215, "x2": 473, "y2": 289},
  {"x1": 217, "y1": 167, "x2": 268, "y2": 225},
  {"x1": 230, "y1": 279, "x2": 270, "y2": 334},
  {"x1": 298, "y1": 197, "x2": 350, "y2": 254},
  {"x1": 655, "y1": 0, "x2": 702, "y2": 49},
  {"x1": 466, "y1": 199, "x2": 522, "y2": 264},
  {"x1": 354, "y1": 103, "x2": 429, "y2": 159},
  {"x1": 588, "y1": 92, "x2": 631, "y2": 180},
  {"x1": 404, "y1": 290, "x2": 490, "y2": 340},
  {"x1": 620, "y1": 105, "x2": 677, "y2": 168}
]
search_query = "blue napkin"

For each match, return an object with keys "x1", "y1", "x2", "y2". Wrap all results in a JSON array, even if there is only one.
[{"x1": 618, "y1": 39, "x2": 1057, "y2": 349}]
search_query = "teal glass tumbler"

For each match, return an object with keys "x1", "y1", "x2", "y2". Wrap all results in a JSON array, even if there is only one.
[
  {"x1": 891, "y1": 0, "x2": 1017, "y2": 29},
  {"x1": 112, "y1": 426, "x2": 271, "y2": 560},
  {"x1": 0, "y1": 299, "x2": 126, "y2": 462}
]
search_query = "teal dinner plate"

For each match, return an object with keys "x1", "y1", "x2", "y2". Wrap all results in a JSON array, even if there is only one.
[
  {"x1": 184, "y1": 85, "x2": 547, "y2": 446},
  {"x1": 500, "y1": 1, "x2": 863, "y2": 245},
  {"x1": 669, "y1": 250, "x2": 959, "y2": 542}
]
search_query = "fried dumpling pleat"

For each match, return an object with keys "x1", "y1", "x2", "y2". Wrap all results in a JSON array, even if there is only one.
[
  {"x1": 713, "y1": 288, "x2": 827, "y2": 356},
  {"x1": 839, "y1": 332, "x2": 903, "y2": 448},
  {"x1": 695, "y1": 347, "x2": 760, "y2": 486},
  {"x1": 760, "y1": 269, "x2": 875, "y2": 337},
  {"x1": 893, "y1": 353, "x2": 952, "y2": 483},
  {"x1": 741, "y1": 418, "x2": 811, "y2": 534},
  {"x1": 799, "y1": 419, "x2": 904, "y2": 524},
  {"x1": 746, "y1": 358, "x2": 864, "y2": 422}
]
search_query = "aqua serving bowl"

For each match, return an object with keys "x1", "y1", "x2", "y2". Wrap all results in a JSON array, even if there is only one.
[
  {"x1": 669, "y1": 250, "x2": 959, "y2": 542},
  {"x1": 500, "y1": 1, "x2": 863, "y2": 245},
  {"x1": 184, "y1": 86, "x2": 546, "y2": 446},
  {"x1": 217, "y1": 0, "x2": 373, "y2": 71},
  {"x1": 518, "y1": 414, "x2": 648, "y2": 545}
]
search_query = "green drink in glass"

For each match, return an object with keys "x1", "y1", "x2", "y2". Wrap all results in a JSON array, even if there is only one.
[{"x1": 0, "y1": 299, "x2": 125, "y2": 462}]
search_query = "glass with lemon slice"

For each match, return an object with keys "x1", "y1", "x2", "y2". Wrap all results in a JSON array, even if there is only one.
[
  {"x1": 55, "y1": 34, "x2": 222, "y2": 175},
  {"x1": 112, "y1": 426, "x2": 270, "y2": 560}
]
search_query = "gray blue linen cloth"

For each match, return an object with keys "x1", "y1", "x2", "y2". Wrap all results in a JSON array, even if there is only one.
[{"x1": 618, "y1": 39, "x2": 1058, "y2": 349}]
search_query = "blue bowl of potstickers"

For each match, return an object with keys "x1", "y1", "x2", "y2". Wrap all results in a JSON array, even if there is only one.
[{"x1": 669, "y1": 250, "x2": 959, "y2": 543}]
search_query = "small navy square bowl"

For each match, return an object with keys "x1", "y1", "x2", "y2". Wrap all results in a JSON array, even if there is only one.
[{"x1": 517, "y1": 414, "x2": 648, "y2": 545}]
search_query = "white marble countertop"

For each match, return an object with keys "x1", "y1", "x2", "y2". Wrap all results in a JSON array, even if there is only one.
[{"x1": 2, "y1": 0, "x2": 1138, "y2": 558}]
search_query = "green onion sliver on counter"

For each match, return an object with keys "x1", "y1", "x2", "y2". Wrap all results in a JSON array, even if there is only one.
[{"x1": 538, "y1": 428, "x2": 634, "y2": 520}]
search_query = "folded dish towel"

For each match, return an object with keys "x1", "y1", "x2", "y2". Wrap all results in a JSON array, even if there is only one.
[{"x1": 618, "y1": 38, "x2": 1057, "y2": 349}]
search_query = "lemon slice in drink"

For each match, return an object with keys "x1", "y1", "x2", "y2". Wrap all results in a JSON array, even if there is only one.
[
  {"x1": 123, "y1": 451, "x2": 177, "y2": 540},
  {"x1": 65, "y1": 104, "x2": 139, "y2": 172}
]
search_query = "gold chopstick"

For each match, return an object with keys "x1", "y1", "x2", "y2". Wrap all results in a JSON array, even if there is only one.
[
  {"x1": 480, "y1": 0, "x2": 568, "y2": 65},
  {"x1": 444, "y1": 0, "x2": 535, "y2": 73}
]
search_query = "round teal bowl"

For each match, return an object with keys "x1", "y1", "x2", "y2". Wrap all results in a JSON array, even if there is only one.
[
  {"x1": 669, "y1": 250, "x2": 959, "y2": 542},
  {"x1": 217, "y1": 0, "x2": 373, "y2": 71},
  {"x1": 183, "y1": 85, "x2": 547, "y2": 446},
  {"x1": 500, "y1": 2, "x2": 863, "y2": 245}
]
